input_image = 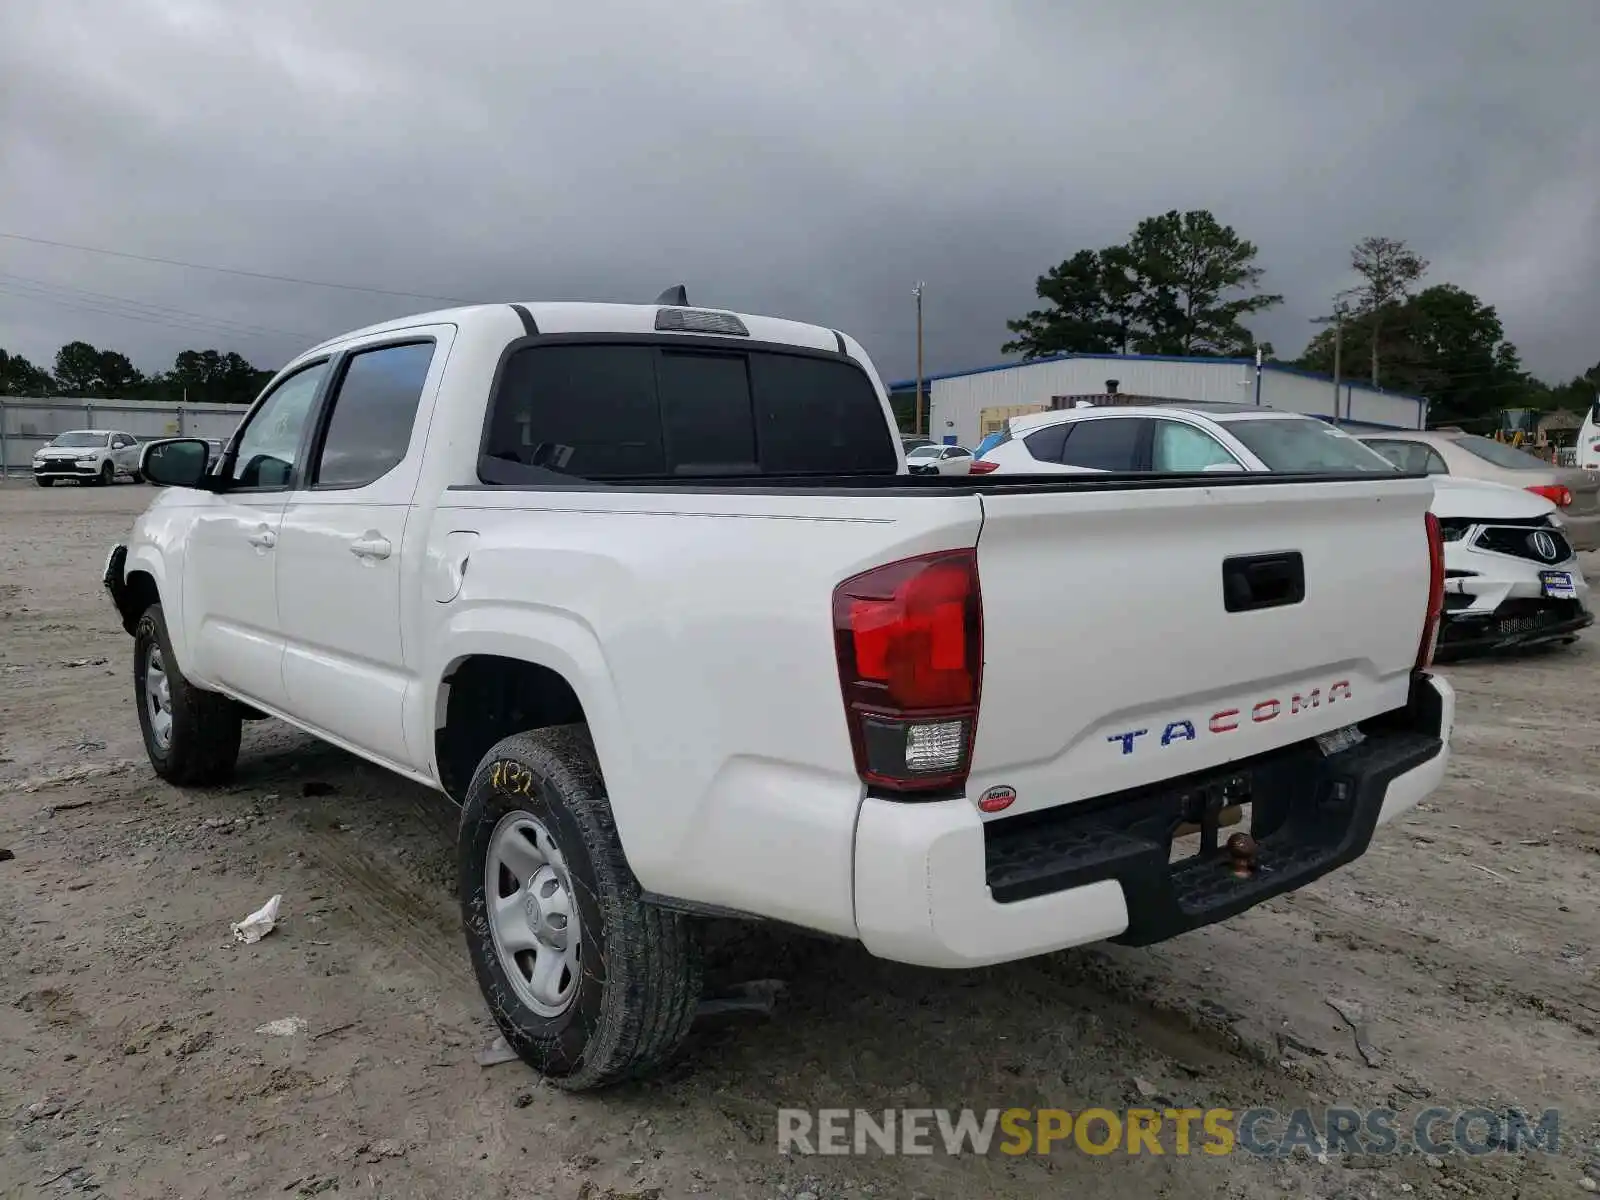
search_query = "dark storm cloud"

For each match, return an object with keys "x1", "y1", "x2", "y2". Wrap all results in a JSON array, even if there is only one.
[{"x1": 2, "y1": 0, "x2": 1596, "y2": 385}]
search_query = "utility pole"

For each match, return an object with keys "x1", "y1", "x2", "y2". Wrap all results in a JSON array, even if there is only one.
[
  {"x1": 1253, "y1": 346, "x2": 1263, "y2": 406},
  {"x1": 1331, "y1": 315, "x2": 1343, "y2": 424},
  {"x1": 913, "y1": 281, "x2": 925, "y2": 436},
  {"x1": 1312, "y1": 295, "x2": 1354, "y2": 424}
]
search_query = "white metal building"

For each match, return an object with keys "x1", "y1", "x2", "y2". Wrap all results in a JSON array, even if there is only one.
[{"x1": 890, "y1": 353, "x2": 1427, "y2": 448}]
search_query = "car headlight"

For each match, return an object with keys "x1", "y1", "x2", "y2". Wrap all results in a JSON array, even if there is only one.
[{"x1": 76, "y1": 457, "x2": 97, "y2": 467}]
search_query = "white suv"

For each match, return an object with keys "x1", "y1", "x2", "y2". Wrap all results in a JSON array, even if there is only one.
[
  {"x1": 32, "y1": 429, "x2": 143, "y2": 486},
  {"x1": 977, "y1": 402, "x2": 1591, "y2": 655}
]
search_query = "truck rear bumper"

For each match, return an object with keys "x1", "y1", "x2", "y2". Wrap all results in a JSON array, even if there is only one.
[{"x1": 853, "y1": 673, "x2": 1453, "y2": 969}]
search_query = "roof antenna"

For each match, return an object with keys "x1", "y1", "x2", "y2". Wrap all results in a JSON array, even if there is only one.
[{"x1": 655, "y1": 284, "x2": 688, "y2": 306}]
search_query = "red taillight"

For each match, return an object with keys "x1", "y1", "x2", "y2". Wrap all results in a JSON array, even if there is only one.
[
  {"x1": 969, "y1": 460, "x2": 1000, "y2": 474},
  {"x1": 1526, "y1": 484, "x2": 1572, "y2": 508},
  {"x1": 833, "y1": 549, "x2": 983, "y2": 793},
  {"x1": 1416, "y1": 512, "x2": 1445, "y2": 670}
]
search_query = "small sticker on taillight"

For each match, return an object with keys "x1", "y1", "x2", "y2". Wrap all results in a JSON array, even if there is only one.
[{"x1": 977, "y1": 785, "x2": 1016, "y2": 814}]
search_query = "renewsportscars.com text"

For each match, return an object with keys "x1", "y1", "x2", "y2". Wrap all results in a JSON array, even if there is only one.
[{"x1": 777, "y1": 1106, "x2": 1561, "y2": 1159}]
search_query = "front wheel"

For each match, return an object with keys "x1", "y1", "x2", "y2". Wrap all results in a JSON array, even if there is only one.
[
  {"x1": 133, "y1": 604, "x2": 242, "y2": 785},
  {"x1": 98, "y1": 462, "x2": 114, "y2": 486},
  {"x1": 459, "y1": 726, "x2": 701, "y2": 1091},
  {"x1": 34, "y1": 477, "x2": 52, "y2": 488}
]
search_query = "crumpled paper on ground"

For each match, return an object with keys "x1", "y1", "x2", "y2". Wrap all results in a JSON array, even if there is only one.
[{"x1": 231, "y1": 894, "x2": 281, "y2": 944}]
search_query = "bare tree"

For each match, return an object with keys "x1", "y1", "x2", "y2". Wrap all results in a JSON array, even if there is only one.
[{"x1": 1350, "y1": 237, "x2": 1428, "y2": 387}]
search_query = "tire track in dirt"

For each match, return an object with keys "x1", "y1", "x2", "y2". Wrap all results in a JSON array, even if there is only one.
[
  {"x1": 291, "y1": 824, "x2": 483, "y2": 1025},
  {"x1": 1281, "y1": 890, "x2": 1600, "y2": 1030}
]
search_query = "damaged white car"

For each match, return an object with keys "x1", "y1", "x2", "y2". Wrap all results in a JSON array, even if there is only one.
[{"x1": 1430, "y1": 477, "x2": 1593, "y2": 657}]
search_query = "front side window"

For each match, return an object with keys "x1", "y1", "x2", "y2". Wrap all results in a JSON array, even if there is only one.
[
  {"x1": 225, "y1": 361, "x2": 329, "y2": 489},
  {"x1": 313, "y1": 342, "x2": 435, "y2": 489},
  {"x1": 1058, "y1": 417, "x2": 1143, "y2": 471},
  {"x1": 1225, "y1": 418, "x2": 1396, "y2": 473},
  {"x1": 1151, "y1": 420, "x2": 1239, "y2": 471}
]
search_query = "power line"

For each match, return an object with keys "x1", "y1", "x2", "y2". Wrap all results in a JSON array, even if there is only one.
[
  {"x1": 0, "y1": 283, "x2": 305, "y2": 346},
  {"x1": 0, "y1": 230, "x2": 474, "y2": 304},
  {"x1": 0, "y1": 272, "x2": 313, "y2": 341}
]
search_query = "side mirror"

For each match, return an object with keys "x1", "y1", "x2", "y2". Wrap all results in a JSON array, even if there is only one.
[{"x1": 142, "y1": 439, "x2": 212, "y2": 488}]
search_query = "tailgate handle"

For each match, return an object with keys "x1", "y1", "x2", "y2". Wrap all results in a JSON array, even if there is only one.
[{"x1": 1223, "y1": 552, "x2": 1305, "y2": 613}]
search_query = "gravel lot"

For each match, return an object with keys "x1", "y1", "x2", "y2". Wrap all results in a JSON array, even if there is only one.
[{"x1": 2, "y1": 480, "x2": 1597, "y2": 1200}]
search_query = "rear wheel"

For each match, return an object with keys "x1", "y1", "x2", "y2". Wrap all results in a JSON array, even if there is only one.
[
  {"x1": 131, "y1": 470, "x2": 144, "y2": 484},
  {"x1": 133, "y1": 604, "x2": 242, "y2": 785},
  {"x1": 459, "y1": 726, "x2": 701, "y2": 1090}
]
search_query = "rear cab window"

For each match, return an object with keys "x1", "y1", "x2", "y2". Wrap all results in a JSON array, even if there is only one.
[{"x1": 480, "y1": 340, "x2": 897, "y2": 482}]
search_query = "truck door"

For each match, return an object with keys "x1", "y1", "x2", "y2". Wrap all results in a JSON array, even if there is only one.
[
  {"x1": 275, "y1": 330, "x2": 452, "y2": 770},
  {"x1": 183, "y1": 361, "x2": 331, "y2": 707}
]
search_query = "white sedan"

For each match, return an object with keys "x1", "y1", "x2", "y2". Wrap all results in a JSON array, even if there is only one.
[{"x1": 905, "y1": 442, "x2": 978, "y2": 475}]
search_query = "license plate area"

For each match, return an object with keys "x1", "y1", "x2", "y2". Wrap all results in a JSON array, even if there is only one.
[{"x1": 1541, "y1": 570, "x2": 1577, "y2": 600}]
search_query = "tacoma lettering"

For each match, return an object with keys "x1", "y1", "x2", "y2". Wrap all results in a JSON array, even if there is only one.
[{"x1": 1108, "y1": 681, "x2": 1353, "y2": 755}]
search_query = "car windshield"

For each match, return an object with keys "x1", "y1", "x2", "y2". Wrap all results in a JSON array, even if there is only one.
[
  {"x1": 907, "y1": 446, "x2": 941, "y2": 459},
  {"x1": 1224, "y1": 417, "x2": 1398, "y2": 473},
  {"x1": 48, "y1": 432, "x2": 107, "y2": 448},
  {"x1": 1449, "y1": 435, "x2": 1550, "y2": 471}
]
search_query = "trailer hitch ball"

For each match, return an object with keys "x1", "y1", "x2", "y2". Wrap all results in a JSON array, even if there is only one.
[{"x1": 1226, "y1": 832, "x2": 1259, "y2": 879}]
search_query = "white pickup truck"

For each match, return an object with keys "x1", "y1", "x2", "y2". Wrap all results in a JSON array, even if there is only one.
[{"x1": 105, "y1": 299, "x2": 1453, "y2": 1090}]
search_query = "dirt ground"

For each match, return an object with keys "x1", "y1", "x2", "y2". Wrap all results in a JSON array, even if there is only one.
[{"x1": 1, "y1": 480, "x2": 1597, "y2": 1200}]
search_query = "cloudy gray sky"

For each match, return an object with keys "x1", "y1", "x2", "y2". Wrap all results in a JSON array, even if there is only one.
[{"x1": 2, "y1": 0, "x2": 1597, "y2": 386}]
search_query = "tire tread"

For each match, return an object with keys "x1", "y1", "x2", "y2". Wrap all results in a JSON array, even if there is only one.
[
  {"x1": 460, "y1": 725, "x2": 701, "y2": 1090},
  {"x1": 134, "y1": 605, "x2": 241, "y2": 786}
]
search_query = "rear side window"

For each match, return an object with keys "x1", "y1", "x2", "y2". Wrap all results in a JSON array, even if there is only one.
[
  {"x1": 1058, "y1": 418, "x2": 1144, "y2": 470},
  {"x1": 1023, "y1": 423, "x2": 1070, "y2": 463},
  {"x1": 481, "y1": 342, "x2": 895, "y2": 481},
  {"x1": 314, "y1": 342, "x2": 436, "y2": 489},
  {"x1": 1364, "y1": 439, "x2": 1445, "y2": 474},
  {"x1": 1448, "y1": 435, "x2": 1549, "y2": 471}
]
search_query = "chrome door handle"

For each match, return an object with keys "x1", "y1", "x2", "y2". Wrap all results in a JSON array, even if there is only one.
[
  {"x1": 247, "y1": 528, "x2": 276, "y2": 549},
  {"x1": 350, "y1": 534, "x2": 392, "y2": 561}
]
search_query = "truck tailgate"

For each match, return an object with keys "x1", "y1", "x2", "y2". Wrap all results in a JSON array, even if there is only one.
[{"x1": 968, "y1": 476, "x2": 1435, "y2": 817}]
